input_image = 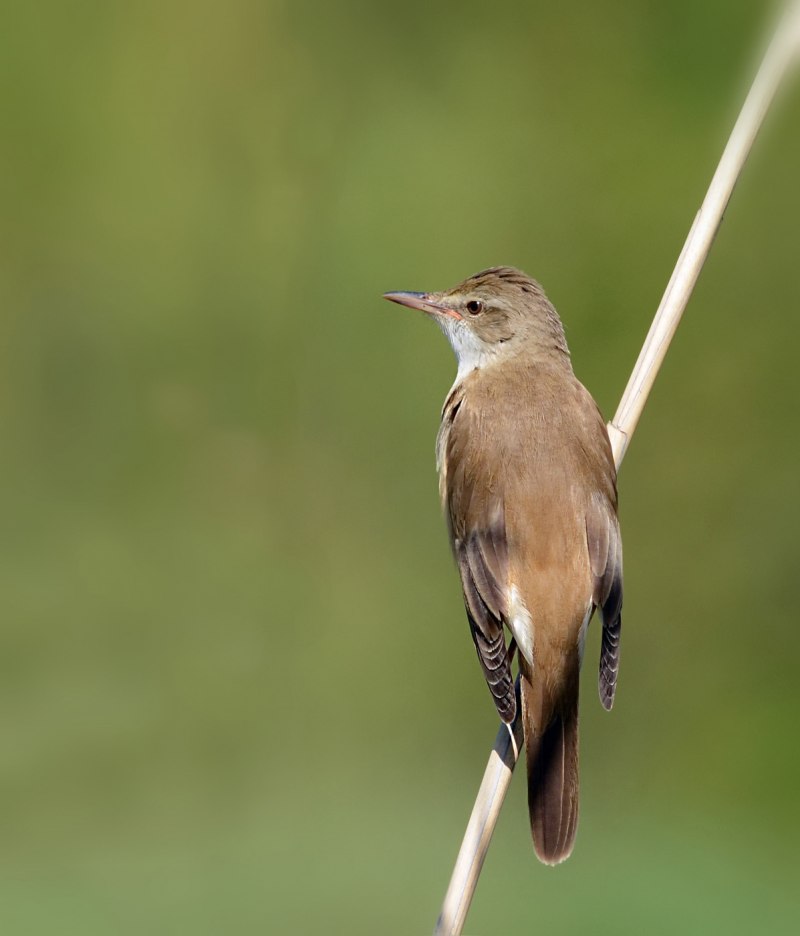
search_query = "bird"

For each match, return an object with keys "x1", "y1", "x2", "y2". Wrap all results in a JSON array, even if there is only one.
[{"x1": 384, "y1": 266, "x2": 622, "y2": 865}]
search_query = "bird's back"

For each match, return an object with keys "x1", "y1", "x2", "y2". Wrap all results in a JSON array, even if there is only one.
[{"x1": 440, "y1": 355, "x2": 615, "y2": 654}]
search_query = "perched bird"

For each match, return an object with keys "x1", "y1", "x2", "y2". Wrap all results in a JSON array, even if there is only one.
[{"x1": 384, "y1": 267, "x2": 622, "y2": 864}]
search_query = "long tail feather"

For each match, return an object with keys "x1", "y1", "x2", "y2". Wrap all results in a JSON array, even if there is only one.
[{"x1": 520, "y1": 667, "x2": 580, "y2": 865}]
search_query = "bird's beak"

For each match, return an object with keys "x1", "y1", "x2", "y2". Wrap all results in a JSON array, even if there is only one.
[{"x1": 383, "y1": 291, "x2": 463, "y2": 321}]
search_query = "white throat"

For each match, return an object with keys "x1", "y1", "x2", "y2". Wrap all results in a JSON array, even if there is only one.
[{"x1": 437, "y1": 317, "x2": 497, "y2": 384}]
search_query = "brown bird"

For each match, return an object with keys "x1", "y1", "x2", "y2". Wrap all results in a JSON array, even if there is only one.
[{"x1": 384, "y1": 267, "x2": 622, "y2": 864}]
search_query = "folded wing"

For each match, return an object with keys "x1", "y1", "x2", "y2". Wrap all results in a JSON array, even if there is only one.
[{"x1": 586, "y1": 491, "x2": 623, "y2": 710}]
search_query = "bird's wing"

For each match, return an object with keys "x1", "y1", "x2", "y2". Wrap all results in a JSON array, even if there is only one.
[
  {"x1": 454, "y1": 516, "x2": 516, "y2": 724},
  {"x1": 586, "y1": 491, "x2": 623, "y2": 710},
  {"x1": 441, "y1": 384, "x2": 516, "y2": 724}
]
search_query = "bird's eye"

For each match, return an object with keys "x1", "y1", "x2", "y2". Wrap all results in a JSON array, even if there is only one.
[{"x1": 466, "y1": 300, "x2": 483, "y2": 315}]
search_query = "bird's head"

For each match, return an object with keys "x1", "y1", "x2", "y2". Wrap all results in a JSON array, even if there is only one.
[{"x1": 384, "y1": 266, "x2": 569, "y2": 377}]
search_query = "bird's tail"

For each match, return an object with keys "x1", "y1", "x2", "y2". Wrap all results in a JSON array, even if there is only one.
[{"x1": 519, "y1": 663, "x2": 580, "y2": 865}]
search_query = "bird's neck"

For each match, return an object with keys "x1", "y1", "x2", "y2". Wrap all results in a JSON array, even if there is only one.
[
  {"x1": 447, "y1": 337, "x2": 572, "y2": 398},
  {"x1": 437, "y1": 317, "x2": 571, "y2": 391}
]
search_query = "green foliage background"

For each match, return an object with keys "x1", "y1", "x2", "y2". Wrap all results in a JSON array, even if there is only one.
[{"x1": 2, "y1": 1, "x2": 800, "y2": 932}]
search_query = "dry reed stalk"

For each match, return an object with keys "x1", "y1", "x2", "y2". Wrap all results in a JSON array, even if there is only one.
[{"x1": 435, "y1": 5, "x2": 800, "y2": 933}]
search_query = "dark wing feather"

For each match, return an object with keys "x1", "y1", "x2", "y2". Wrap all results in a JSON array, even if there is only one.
[
  {"x1": 456, "y1": 530, "x2": 516, "y2": 724},
  {"x1": 442, "y1": 388, "x2": 516, "y2": 723},
  {"x1": 586, "y1": 492, "x2": 623, "y2": 710},
  {"x1": 465, "y1": 526, "x2": 507, "y2": 619}
]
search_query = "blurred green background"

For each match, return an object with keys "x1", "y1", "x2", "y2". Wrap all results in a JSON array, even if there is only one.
[{"x1": 2, "y1": 1, "x2": 800, "y2": 933}]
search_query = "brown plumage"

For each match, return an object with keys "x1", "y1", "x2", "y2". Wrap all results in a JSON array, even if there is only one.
[{"x1": 384, "y1": 267, "x2": 623, "y2": 864}]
